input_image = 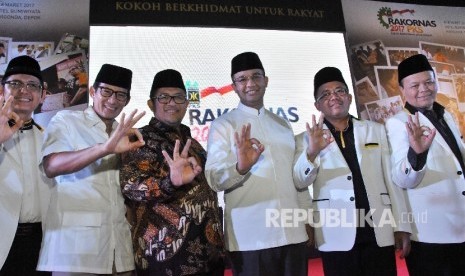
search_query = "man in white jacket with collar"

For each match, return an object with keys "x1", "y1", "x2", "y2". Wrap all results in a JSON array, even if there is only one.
[
  {"x1": 205, "y1": 52, "x2": 311, "y2": 276},
  {"x1": 385, "y1": 54, "x2": 465, "y2": 276},
  {"x1": 0, "y1": 56, "x2": 52, "y2": 275},
  {"x1": 294, "y1": 67, "x2": 411, "y2": 276}
]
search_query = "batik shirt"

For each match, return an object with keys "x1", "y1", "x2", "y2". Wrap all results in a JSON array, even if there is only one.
[{"x1": 120, "y1": 117, "x2": 224, "y2": 275}]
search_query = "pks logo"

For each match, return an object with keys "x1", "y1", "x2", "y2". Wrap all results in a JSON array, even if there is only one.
[
  {"x1": 377, "y1": 7, "x2": 414, "y2": 29},
  {"x1": 376, "y1": 7, "x2": 436, "y2": 34},
  {"x1": 186, "y1": 80, "x2": 200, "y2": 108}
]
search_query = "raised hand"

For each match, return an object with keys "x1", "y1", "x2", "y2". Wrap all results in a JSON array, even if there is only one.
[
  {"x1": 305, "y1": 113, "x2": 333, "y2": 162},
  {"x1": 162, "y1": 139, "x2": 202, "y2": 187},
  {"x1": 234, "y1": 123, "x2": 265, "y2": 175},
  {"x1": 104, "y1": 109, "x2": 146, "y2": 154},
  {"x1": 0, "y1": 95, "x2": 23, "y2": 143},
  {"x1": 406, "y1": 112, "x2": 436, "y2": 154}
]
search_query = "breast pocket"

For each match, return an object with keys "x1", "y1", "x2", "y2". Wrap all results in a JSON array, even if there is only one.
[
  {"x1": 380, "y1": 193, "x2": 391, "y2": 206},
  {"x1": 60, "y1": 212, "x2": 102, "y2": 255}
]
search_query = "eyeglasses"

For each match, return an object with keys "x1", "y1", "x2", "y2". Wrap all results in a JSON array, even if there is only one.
[
  {"x1": 3, "y1": 80, "x2": 42, "y2": 93},
  {"x1": 316, "y1": 87, "x2": 349, "y2": 102},
  {"x1": 233, "y1": 73, "x2": 265, "y2": 86},
  {"x1": 154, "y1": 94, "x2": 187, "y2": 104},
  {"x1": 406, "y1": 80, "x2": 436, "y2": 91},
  {"x1": 98, "y1": 86, "x2": 129, "y2": 102}
]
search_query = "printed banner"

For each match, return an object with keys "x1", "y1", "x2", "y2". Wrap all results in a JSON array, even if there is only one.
[
  {"x1": 0, "y1": 0, "x2": 90, "y2": 126},
  {"x1": 90, "y1": 0, "x2": 345, "y2": 32},
  {"x1": 342, "y1": 0, "x2": 465, "y2": 137}
]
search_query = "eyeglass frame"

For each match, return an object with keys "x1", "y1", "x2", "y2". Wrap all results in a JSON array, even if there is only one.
[
  {"x1": 2, "y1": 80, "x2": 43, "y2": 93},
  {"x1": 232, "y1": 73, "x2": 266, "y2": 86},
  {"x1": 97, "y1": 86, "x2": 129, "y2": 102},
  {"x1": 152, "y1": 94, "x2": 187, "y2": 104},
  {"x1": 316, "y1": 87, "x2": 349, "y2": 102}
]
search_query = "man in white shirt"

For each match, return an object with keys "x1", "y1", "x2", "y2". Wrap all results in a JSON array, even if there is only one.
[
  {"x1": 386, "y1": 54, "x2": 465, "y2": 275},
  {"x1": 294, "y1": 67, "x2": 410, "y2": 276},
  {"x1": 205, "y1": 52, "x2": 310, "y2": 276},
  {"x1": 0, "y1": 56, "x2": 52, "y2": 275},
  {"x1": 37, "y1": 64, "x2": 145, "y2": 275}
]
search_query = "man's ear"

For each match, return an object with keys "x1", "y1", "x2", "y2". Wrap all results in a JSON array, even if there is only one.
[
  {"x1": 125, "y1": 95, "x2": 131, "y2": 106},
  {"x1": 89, "y1": 86, "x2": 96, "y2": 98},
  {"x1": 147, "y1": 98, "x2": 155, "y2": 112},
  {"x1": 39, "y1": 86, "x2": 46, "y2": 104}
]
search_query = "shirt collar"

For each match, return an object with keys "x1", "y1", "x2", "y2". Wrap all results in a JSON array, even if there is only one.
[
  {"x1": 148, "y1": 116, "x2": 191, "y2": 137},
  {"x1": 84, "y1": 106, "x2": 117, "y2": 130},
  {"x1": 404, "y1": 101, "x2": 445, "y2": 118},
  {"x1": 237, "y1": 102, "x2": 265, "y2": 116},
  {"x1": 324, "y1": 115, "x2": 355, "y2": 132}
]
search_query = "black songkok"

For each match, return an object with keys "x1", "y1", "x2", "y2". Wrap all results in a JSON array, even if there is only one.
[
  {"x1": 231, "y1": 52, "x2": 265, "y2": 77},
  {"x1": 313, "y1": 67, "x2": 347, "y2": 99},
  {"x1": 398, "y1": 54, "x2": 434, "y2": 84},
  {"x1": 150, "y1": 69, "x2": 185, "y2": 98}
]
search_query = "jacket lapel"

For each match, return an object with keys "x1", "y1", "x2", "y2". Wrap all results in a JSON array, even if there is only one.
[{"x1": 353, "y1": 119, "x2": 366, "y2": 166}]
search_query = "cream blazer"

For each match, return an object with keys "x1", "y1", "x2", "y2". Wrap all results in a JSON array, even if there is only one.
[
  {"x1": 0, "y1": 127, "x2": 52, "y2": 268},
  {"x1": 294, "y1": 118, "x2": 410, "y2": 251},
  {"x1": 386, "y1": 110, "x2": 465, "y2": 243}
]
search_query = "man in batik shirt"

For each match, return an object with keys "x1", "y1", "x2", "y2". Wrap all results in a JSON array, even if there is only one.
[{"x1": 120, "y1": 69, "x2": 224, "y2": 276}]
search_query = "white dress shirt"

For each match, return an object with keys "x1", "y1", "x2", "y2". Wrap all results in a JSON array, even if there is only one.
[
  {"x1": 37, "y1": 107, "x2": 134, "y2": 274},
  {"x1": 205, "y1": 103, "x2": 309, "y2": 251}
]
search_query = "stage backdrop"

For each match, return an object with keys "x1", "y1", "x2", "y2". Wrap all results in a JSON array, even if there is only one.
[
  {"x1": 88, "y1": 0, "x2": 354, "y2": 147},
  {"x1": 0, "y1": 0, "x2": 90, "y2": 126},
  {"x1": 343, "y1": 0, "x2": 465, "y2": 138}
]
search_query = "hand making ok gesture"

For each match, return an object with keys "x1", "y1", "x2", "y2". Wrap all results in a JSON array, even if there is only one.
[
  {"x1": 305, "y1": 113, "x2": 333, "y2": 162},
  {"x1": 406, "y1": 112, "x2": 436, "y2": 154},
  {"x1": 162, "y1": 139, "x2": 202, "y2": 187},
  {"x1": 0, "y1": 95, "x2": 23, "y2": 143},
  {"x1": 235, "y1": 123, "x2": 265, "y2": 175}
]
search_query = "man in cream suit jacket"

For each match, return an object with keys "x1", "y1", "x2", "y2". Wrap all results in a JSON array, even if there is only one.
[
  {"x1": 0, "y1": 56, "x2": 52, "y2": 275},
  {"x1": 385, "y1": 54, "x2": 465, "y2": 276},
  {"x1": 294, "y1": 67, "x2": 411, "y2": 276}
]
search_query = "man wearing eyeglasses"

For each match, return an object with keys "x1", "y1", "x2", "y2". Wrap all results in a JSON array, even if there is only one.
[
  {"x1": 385, "y1": 54, "x2": 465, "y2": 275},
  {"x1": 293, "y1": 67, "x2": 411, "y2": 276},
  {"x1": 205, "y1": 52, "x2": 312, "y2": 276},
  {"x1": 0, "y1": 56, "x2": 53, "y2": 275},
  {"x1": 36, "y1": 64, "x2": 145, "y2": 275},
  {"x1": 120, "y1": 69, "x2": 224, "y2": 275}
]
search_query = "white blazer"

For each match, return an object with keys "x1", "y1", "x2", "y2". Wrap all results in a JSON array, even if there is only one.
[
  {"x1": 294, "y1": 118, "x2": 410, "y2": 251},
  {"x1": 0, "y1": 127, "x2": 52, "y2": 268},
  {"x1": 386, "y1": 109, "x2": 465, "y2": 243}
]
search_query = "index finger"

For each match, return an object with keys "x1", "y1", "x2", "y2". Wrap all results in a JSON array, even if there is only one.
[{"x1": 130, "y1": 128, "x2": 144, "y2": 144}]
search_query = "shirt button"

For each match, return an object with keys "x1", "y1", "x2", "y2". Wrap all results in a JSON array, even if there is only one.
[
  {"x1": 347, "y1": 176, "x2": 352, "y2": 180},
  {"x1": 350, "y1": 197, "x2": 355, "y2": 201},
  {"x1": 458, "y1": 171, "x2": 463, "y2": 175},
  {"x1": 405, "y1": 168, "x2": 409, "y2": 174},
  {"x1": 305, "y1": 168, "x2": 310, "y2": 175},
  {"x1": 462, "y1": 191, "x2": 465, "y2": 196}
]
